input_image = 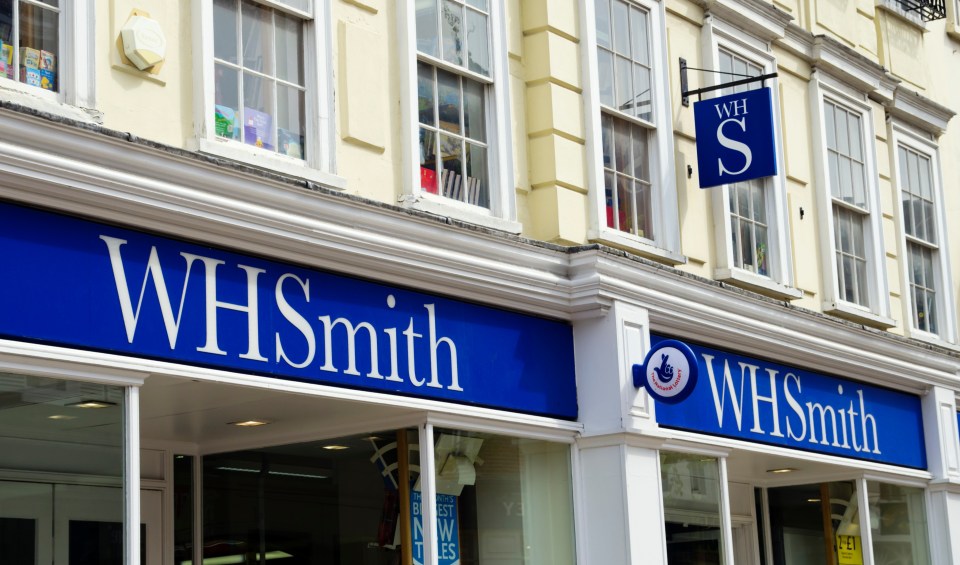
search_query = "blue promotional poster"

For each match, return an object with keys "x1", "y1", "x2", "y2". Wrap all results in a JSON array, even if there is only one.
[
  {"x1": 694, "y1": 87, "x2": 778, "y2": 188},
  {"x1": 0, "y1": 202, "x2": 578, "y2": 419},
  {"x1": 651, "y1": 335, "x2": 926, "y2": 469},
  {"x1": 411, "y1": 491, "x2": 460, "y2": 565}
]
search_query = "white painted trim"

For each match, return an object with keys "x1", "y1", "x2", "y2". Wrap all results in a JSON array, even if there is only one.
[
  {"x1": 857, "y1": 477, "x2": 877, "y2": 565},
  {"x1": 719, "y1": 457, "x2": 737, "y2": 565},
  {"x1": 582, "y1": 0, "x2": 682, "y2": 256},
  {"x1": 888, "y1": 123, "x2": 957, "y2": 344},
  {"x1": 702, "y1": 16, "x2": 796, "y2": 293},
  {"x1": 420, "y1": 423, "x2": 439, "y2": 565},
  {"x1": 809, "y1": 71, "x2": 891, "y2": 320},
  {"x1": 424, "y1": 413, "x2": 580, "y2": 443},
  {"x1": 125, "y1": 385, "x2": 142, "y2": 565}
]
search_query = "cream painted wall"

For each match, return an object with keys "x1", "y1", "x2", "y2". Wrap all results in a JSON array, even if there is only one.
[{"x1": 97, "y1": 0, "x2": 192, "y2": 149}]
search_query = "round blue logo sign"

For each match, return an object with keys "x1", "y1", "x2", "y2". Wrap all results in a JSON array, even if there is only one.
[{"x1": 633, "y1": 340, "x2": 699, "y2": 404}]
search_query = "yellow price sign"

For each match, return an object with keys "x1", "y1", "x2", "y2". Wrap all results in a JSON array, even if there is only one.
[{"x1": 836, "y1": 534, "x2": 863, "y2": 565}]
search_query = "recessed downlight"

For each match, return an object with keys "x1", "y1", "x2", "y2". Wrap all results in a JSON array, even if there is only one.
[
  {"x1": 322, "y1": 445, "x2": 350, "y2": 451},
  {"x1": 229, "y1": 420, "x2": 271, "y2": 427},
  {"x1": 48, "y1": 414, "x2": 77, "y2": 420},
  {"x1": 766, "y1": 467, "x2": 797, "y2": 474},
  {"x1": 67, "y1": 400, "x2": 116, "y2": 409}
]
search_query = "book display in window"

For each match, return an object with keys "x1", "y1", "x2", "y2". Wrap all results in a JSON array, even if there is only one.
[{"x1": 0, "y1": 0, "x2": 59, "y2": 91}]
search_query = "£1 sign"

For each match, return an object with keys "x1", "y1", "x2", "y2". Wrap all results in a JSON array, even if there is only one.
[{"x1": 694, "y1": 87, "x2": 778, "y2": 188}]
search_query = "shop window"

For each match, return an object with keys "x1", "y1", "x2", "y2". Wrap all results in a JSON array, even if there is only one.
[
  {"x1": 587, "y1": 0, "x2": 680, "y2": 261},
  {"x1": 701, "y1": 22, "x2": 798, "y2": 299},
  {"x1": 0, "y1": 374, "x2": 126, "y2": 563},
  {"x1": 428, "y1": 428, "x2": 575, "y2": 565},
  {"x1": 866, "y1": 481, "x2": 931, "y2": 565},
  {"x1": 767, "y1": 481, "x2": 861, "y2": 565},
  {"x1": 409, "y1": 0, "x2": 514, "y2": 223},
  {"x1": 0, "y1": 0, "x2": 58, "y2": 92},
  {"x1": 212, "y1": 0, "x2": 306, "y2": 159},
  {"x1": 196, "y1": 0, "x2": 334, "y2": 183},
  {"x1": 812, "y1": 81, "x2": 892, "y2": 327},
  {"x1": 660, "y1": 452, "x2": 725, "y2": 565}
]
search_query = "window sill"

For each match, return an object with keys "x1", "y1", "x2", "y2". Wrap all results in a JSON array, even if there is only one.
[
  {"x1": 823, "y1": 301, "x2": 897, "y2": 329},
  {"x1": 905, "y1": 328, "x2": 959, "y2": 350},
  {"x1": 875, "y1": 0, "x2": 927, "y2": 32},
  {"x1": 591, "y1": 228, "x2": 687, "y2": 266},
  {"x1": 0, "y1": 79, "x2": 99, "y2": 124},
  {"x1": 196, "y1": 138, "x2": 347, "y2": 190},
  {"x1": 400, "y1": 193, "x2": 522, "y2": 234},
  {"x1": 715, "y1": 269, "x2": 803, "y2": 301}
]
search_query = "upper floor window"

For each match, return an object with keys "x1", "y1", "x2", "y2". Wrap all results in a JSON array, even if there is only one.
[
  {"x1": 587, "y1": 0, "x2": 680, "y2": 261},
  {"x1": 195, "y1": 0, "x2": 338, "y2": 185},
  {"x1": 700, "y1": 17, "x2": 798, "y2": 299},
  {"x1": 892, "y1": 126, "x2": 955, "y2": 343},
  {"x1": 415, "y1": 0, "x2": 492, "y2": 208},
  {"x1": 213, "y1": 0, "x2": 306, "y2": 159},
  {"x1": 811, "y1": 77, "x2": 892, "y2": 327},
  {"x1": 0, "y1": 0, "x2": 58, "y2": 93}
]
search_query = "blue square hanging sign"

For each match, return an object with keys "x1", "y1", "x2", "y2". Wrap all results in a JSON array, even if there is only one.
[{"x1": 694, "y1": 87, "x2": 778, "y2": 188}]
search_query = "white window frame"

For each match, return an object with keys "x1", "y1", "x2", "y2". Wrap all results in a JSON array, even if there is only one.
[
  {"x1": 582, "y1": 0, "x2": 682, "y2": 264},
  {"x1": 398, "y1": 0, "x2": 519, "y2": 234},
  {"x1": 701, "y1": 18, "x2": 799, "y2": 300},
  {"x1": 810, "y1": 72, "x2": 893, "y2": 327},
  {"x1": 947, "y1": 0, "x2": 960, "y2": 39},
  {"x1": 890, "y1": 123, "x2": 957, "y2": 344},
  {"x1": 192, "y1": 0, "x2": 341, "y2": 187},
  {"x1": 0, "y1": 0, "x2": 95, "y2": 114}
]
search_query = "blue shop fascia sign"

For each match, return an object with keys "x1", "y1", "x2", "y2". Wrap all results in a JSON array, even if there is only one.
[
  {"x1": 0, "y1": 202, "x2": 578, "y2": 420},
  {"x1": 647, "y1": 334, "x2": 927, "y2": 469},
  {"x1": 694, "y1": 87, "x2": 778, "y2": 189}
]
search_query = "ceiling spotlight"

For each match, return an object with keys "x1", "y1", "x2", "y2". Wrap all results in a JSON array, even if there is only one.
[
  {"x1": 322, "y1": 445, "x2": 350, "y2": 451},
  {"x1": 766, "y1": 467, "x2": 797, "y2": 474},
  {"x1": 67, "y1": 400, "x2": 116, "y2": 409},
  {"x1": 48, "y1": 414, "x2": 77, "y2": 420},
  {"x1": 229, "y1": 420, "x2": 271, "y2": 427}
]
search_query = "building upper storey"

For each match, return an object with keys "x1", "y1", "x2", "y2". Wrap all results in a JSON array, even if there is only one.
[{"x1": 0, "y1": 0, "x2": 957, "y2": 348}]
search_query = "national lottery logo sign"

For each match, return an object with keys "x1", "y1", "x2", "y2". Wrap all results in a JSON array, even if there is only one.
[{"x1": 633, "y1": 340, "x2": 699, "y2": 404}]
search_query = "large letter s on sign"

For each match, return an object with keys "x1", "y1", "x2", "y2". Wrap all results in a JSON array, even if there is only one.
[{"x1": 717, "y1": 117, "x2": 753, "y2": 176}]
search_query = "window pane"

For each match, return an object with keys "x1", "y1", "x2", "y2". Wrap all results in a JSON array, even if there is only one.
[
  {"x1": 466, "y1": 0, "x2": 487, "y2": 10},
  {"x1": 632, "y1": 123, "x2": 648, "y2": 181},
  {"x1": 598, "y1": 49, "x2": 615, "y2": 108},
  {"x1": 441, "y1": 0, "x2": 464, "y2": 66},
  {"x1": 418, "y1": 62, "x2": 436, "y2": 126},
  {"x1": 419, "y1": 128, "x2": 439, "y2": 193},
  {"x1": 431, "y1": 429, "x2": 576, "y2": 565},
  {"x1": 242, "y1": 72, "x2": 275, "y2": 150},
  {"x1": 465, "y1": 142, "x2": 488, "y2": 207},
  {"x1": 838, "y1": 157, "x2": 853, "y2": 204},
  {"x1": 213, "y1": 0, "x2": 239, "y2": 63},
  {"x1": 463, "y1": 77, "x2": 485, "y2": 142},
  {"x1": 636, "y1": 181, "x2": 652, "y2": 238},
  {"x1": 867, "y1": 482, "x2": 931, "y2": 565},
  {"x1": 274, "y1": 11, "x2": 302, "y2": 85},
  {"x1": 277, "y1": 84, "x2": 305, "y2": 159},
  {"x1": 18, "y1": 2, "x2": 58, "y2": 91},
  {"x1": 614, "y1": 118, "x2": 631, "y2": 175},
  {"x1": 835, "y1": 107, "x2": 850, "y2": 156},
  {"x1": 439, "y1": 134, "x2": 464, "y2": 200},
  {"x1": 601, "y1": 113, "x2": 614, "y2": 170},
  {"x1": 241, "y1": 1, "x2": 273, "y2": 74},
  {"x1": 466, "y1": 8, "x2": 489, "y2": 76},
  {"x1": 415, "y1": 0, "x2": 439, "y2": 57},
  {"x1": 847, "y1": 112, "x2": 863, "y2": 161},
  {"x1": 604, "y1": 170, "x2": 617, "y2": 228},
  {"x1": 437, "y1": 69, "x2": 461, "y2": 134},
  {"x1": 615, "y1": 55, "x2": 633, "y2": 114},
  {"x1": 751, "y1": 181, "x2": 766, "y2": 224},
  {"x1": 851, "y1": 161, "x2": 866, "y2": 209},
  {"x1": 630, "y1": 7, "x2": 649, "y2": 65},
  {"x1": 612, "y1": 0, "x2": 630, "y2": 56},
  {"x1": 824, "y1": 103, "x2": 837, "y2": 150},
  {"x1": 634, "y1": 64, "x2": 652, "y2": 121},
  {"x1": 596, "y1": 0, "x2": 611, "y2": 49},
  {"x1": 662, "y1": 453, "x2": 724, "y2": 565},
  {"x1": 755, "y1": 225, "x2": 769, "y2": 275},
  {"x1": 214, "y1": 64, "x2": 241, "y2": 140},
  {"x1": 617, "y1": 175, "x2": 635, "y2": 234}
]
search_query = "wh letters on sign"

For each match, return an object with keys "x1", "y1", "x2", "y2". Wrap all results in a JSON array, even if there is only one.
[{"x1": 694, "y1": 87, "x2": 778, "y2": 188}]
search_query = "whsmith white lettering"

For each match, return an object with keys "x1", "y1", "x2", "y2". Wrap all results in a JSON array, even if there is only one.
[
  {"x1": 714, "y1": 98, "x2": 753, "y2": 176},
  {"x1": 100, "y1": 236, "x2": 463, "y2": 392},
  {"x1": 703, "y1": 354, "x2": 881, "y2": 455}
]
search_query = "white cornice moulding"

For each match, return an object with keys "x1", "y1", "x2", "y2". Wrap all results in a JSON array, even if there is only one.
[
  {"x1": 887, "y1": 85, "x2": 956, "y2": 136},
  {"x1": 701, "y1": 0, "x2": 793, "y2": 41},
  {"x1": 811, "y1": 35, "x2": 898, "y2": 100},
  {"x1": 0, "y1": 108, "x2": 957, "y2": 394}
]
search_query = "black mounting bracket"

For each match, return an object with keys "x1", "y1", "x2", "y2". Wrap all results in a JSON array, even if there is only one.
[{"x1": 680, "y1": 57, "x2": 778, "y2": 107}]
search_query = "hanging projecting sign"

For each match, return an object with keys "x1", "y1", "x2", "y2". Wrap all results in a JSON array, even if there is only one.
[
  {"x1": 651, "y1": 334, "x2": 927, "y2": 469},
  {"x1": 0, "y1": 202, "x2": 577, "y2": 419},
  {"x1": 694, "y1": 87, "x2": 778, "y2": 188}
]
